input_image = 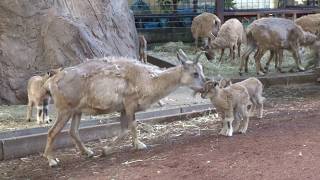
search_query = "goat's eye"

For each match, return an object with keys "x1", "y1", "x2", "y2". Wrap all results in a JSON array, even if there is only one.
[{"x1": 193, "y1": 72, "x2": 199, "y2": 78}]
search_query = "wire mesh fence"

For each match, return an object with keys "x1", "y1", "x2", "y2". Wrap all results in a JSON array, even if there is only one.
[{"x1": 130, "y1": 0, "x2": 320, "y2": 30}]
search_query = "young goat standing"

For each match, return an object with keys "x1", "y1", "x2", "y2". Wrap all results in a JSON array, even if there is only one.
[
  {"x1": 219, "y1": 77, "x2": 265, "y2": 118},
  {"x1": 200, "y1": 80, "x2": 251, "y2": 136},
  {"x1": 26, "y1": 69, "x2": 61, "y2": 124}
]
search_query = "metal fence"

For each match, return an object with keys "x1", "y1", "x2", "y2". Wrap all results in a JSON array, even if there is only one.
[{"x1": 130, "y1": 0, "x2": 320, "y2": 30}]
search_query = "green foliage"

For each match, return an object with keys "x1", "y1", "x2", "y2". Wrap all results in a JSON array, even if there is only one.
[
  {"x1": 157, "y1": 0, "x2": 173, "y2": 13},
  {"x1": 224, "y1": 0, "x2": 236, "y2": 9}
]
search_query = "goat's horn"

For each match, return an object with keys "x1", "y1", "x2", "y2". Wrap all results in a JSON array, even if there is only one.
[{"x1": 194, "y1": 51, "x2": 204, "y2": 64}]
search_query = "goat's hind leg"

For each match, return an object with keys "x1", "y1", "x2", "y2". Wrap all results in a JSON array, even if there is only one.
[
  {"x1": 256, "y1": 96, "x2": 265, "y2": 119},
  {"x1": 69, "y1": 113, "x2": 94, "y2": 158},
  {"x1": 238, "y1": 105, "x2": 250, "y2": 134},
  {"x1": 102, "y1": 112, "x2": 130, "y2": 156}
]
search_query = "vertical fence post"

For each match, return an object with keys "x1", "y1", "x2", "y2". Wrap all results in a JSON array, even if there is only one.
[{"x1": 216, "y1": 0, "x2": 224, "y2": 22}]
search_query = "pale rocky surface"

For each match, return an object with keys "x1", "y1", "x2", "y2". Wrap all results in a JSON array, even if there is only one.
[{"x1": 0, "y1": 0, "x2": 138, "y2": 104}]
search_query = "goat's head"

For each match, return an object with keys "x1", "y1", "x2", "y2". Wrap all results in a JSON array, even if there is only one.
[
  {"x1": 302, "y1": 31, "x2": 318, "y2": 46},
  {"x1": 200, "y1": 80, "x2": 219, "y2": 99},
  {"x1": 43, "y1": 67, "x2": 63, "y2": 80},
  {"x1": 203, "y1": 42, "x2": 219, "y2": 61},
  {"x1": 176, "y1": 49, "x2": 206, "y2": 92},
  {"x1": 212, "y1": 18, "x2": 221, "y2": 36}
]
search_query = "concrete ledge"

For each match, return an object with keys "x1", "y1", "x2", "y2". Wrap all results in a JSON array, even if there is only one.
[
  {"x1": 0, "y1": 103, "x2": 214, "y2": 160},
  {"x1": 0, "y1": 141, "x2": 3, "y2": 160},
  {"x1": 230, "y1": 72, "x2": 318, "y2": 87}
]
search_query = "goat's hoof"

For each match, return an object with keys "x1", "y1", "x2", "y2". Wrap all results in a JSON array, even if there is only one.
[
  {"x1": 219, "y1": 128, "x2": 232, "y2": 137},
  {"x1": 102, "y1": 146, "x2": 116, "y2": 157},
  {"x1": 238, "y1": 128, "x2": 247, "y2": 134},
  {"x1": 134, "y1": 141, "x2": 147, "y2": 150},
  {"x1": 257, "y1": 71, "x2": 265, "y2": 76},
  {"x1": 298, "y1": 66, "x2": 305, "y2": 72},
  {"x1": 226, "y1": 129, "x2": 233, "y2": 137},
  {"x1": 48, "y1": 158, "x2": 60, "y2": 167}
]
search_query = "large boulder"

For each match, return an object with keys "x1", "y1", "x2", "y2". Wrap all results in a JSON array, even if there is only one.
[{"x1": 0, "y1": 0, "x2": 139, "y2": 104}]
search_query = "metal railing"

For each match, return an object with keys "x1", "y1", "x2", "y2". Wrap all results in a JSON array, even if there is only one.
[{"x1": 130, "y1": 0, "x2": 320, "y2": 30}]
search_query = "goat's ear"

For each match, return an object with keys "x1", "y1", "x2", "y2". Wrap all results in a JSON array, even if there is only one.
[
  {"x1": 205, "y1": 81, "x2": 215, "y2": 89},
  {"x1": 177, "y1": 49, "x2": 188, "y2": 65},
  {"x1": 194, "y1": 51, "x2": 204, "y2": 64},
  {"x1": 177, "y1": 53, "x2": 186, "y2": 65},
  {"x1": 219, "y1": 79, "x2": 228, "y2": 88}
]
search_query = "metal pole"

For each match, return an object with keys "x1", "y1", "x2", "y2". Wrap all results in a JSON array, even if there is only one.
[{"x1": 216, "y1": 0, "x2": 224, "y2": 22}]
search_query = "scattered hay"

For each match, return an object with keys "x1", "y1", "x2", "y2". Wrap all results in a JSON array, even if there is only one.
[{"x1": 137, "y1": 113, "x2": 220, "y2": 144}]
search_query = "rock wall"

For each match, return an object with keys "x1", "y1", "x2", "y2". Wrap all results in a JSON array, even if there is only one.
[{"x1": 0, "y1": 0, "x2": 139, "y2": 104}]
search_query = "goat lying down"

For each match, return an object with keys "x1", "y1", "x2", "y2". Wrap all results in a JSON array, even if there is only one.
[
  {"x1": 200, "y1": 80, "x2": 252, "y2": 136},
  {"x1": 41, "y1": 50, "x2": 206, "y2": 167}
]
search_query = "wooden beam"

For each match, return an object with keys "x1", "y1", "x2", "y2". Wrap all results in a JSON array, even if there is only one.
[{"x1": 216, "y1": 0, "x2": 224, "y2": 22}]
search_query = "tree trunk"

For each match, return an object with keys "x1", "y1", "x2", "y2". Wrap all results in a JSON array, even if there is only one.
[{"x1": 0, "y1": 0, "x2": 139, "y2": 104}]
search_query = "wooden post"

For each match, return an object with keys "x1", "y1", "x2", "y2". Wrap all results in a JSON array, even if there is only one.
[
  {"x1": 257, "y1": 13, "x2": 261, "y2": 19},
  {"x1": 216, "y1": 0, "x2": 224, "y2": 22},
  {"x1": 293, "y1": 13, "x2": 297, "y2": 20}
]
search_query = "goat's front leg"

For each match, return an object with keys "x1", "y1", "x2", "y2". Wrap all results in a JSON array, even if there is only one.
[
  {"x1": 44, "y1": 110, "x2": 71, "y2": 167},
  {"x1": 220, "y1": 111, "x2": 234, "y2": 137},
  {"x1": 26, "y1": 100, "x2": 33, "y2": 122},
  {"x1": 36, "y1": 104, "x2": 44, "y2": 124},
  {"x1": 69, "y1": 113, "x2": 94, "y2": 158},
  {"x1": 130, "y1": 119, "x2": 147, "y2": 150},
  {"x1": 219, "y1": 121, "x2": 228, "y2": 136}
]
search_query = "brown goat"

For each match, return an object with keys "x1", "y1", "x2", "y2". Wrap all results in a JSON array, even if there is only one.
[
  {"x1": 219, "y1": 77, "x2": 265, "y2": 118},
  {"x1": 205, "y1": 18, "x2": 246, "y2": 62},
  {"x1": 201, "y1": 80, "x2": 251, "y2": 136},
  {"x1": 26, "y1": 68, "x2": 62, "y2": 124},
  {"x1": 240, "y1": 17, "x2": 317, "y2": 75},
  {"x1": 138, "y1": 35, "x2": 147, "y2": 63},
  {"x1": 295, "y1": 14, "x2": 320, "y2": 69},
  {"x1": 191, "y1": 12, "x2": 221, "y2": 49},
  {"x1": 42, "y1": 50, "x2": 206, "y2": 167}
]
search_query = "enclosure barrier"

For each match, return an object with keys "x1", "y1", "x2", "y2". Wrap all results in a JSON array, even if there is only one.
[
  {"x1": 0, "y1": 104, "x2": 215, "y2": 160},
  {"x1": 131, "y1": 0, "x2": 320, "y2": 42},
  {"x1": 0, "y1": 70, "x2": 318, "y2": 160}
]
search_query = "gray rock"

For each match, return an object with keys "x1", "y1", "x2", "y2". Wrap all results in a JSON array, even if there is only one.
[{"x1": 0, "y1": 0, "x2": 139, "y2": 104}]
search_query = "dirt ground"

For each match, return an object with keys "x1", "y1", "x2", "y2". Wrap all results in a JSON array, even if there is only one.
[{"x1": 0, "y1": 85, "x2": 320, "y2": 180}]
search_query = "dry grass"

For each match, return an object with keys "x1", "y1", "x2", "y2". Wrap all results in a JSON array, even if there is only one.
[{"x1": 149, "y1": 42, "x2": 316, "y2": 78}]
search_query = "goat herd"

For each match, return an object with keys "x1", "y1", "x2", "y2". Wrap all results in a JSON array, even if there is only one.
[{"x1": 24, "y1": 13, "x2": 319, "y2": 168}]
